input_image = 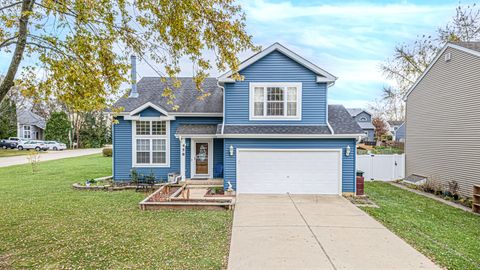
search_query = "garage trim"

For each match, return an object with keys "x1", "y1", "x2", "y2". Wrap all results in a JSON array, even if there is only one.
[{"x1": 236, "y1": 148, "x2": 343, "y2": 195}]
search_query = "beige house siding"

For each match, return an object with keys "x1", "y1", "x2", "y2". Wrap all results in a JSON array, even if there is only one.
[{"x1": 406, "y1": 47, "x2": 480, "y2": 197}]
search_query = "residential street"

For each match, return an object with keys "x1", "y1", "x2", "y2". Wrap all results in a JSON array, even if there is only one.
[
  {"x1": 0, "y1": 149, "x2": 102, "y2": 167},
  {"x1": 228, "y1": 194, "x2": 440, "y2": 270}
]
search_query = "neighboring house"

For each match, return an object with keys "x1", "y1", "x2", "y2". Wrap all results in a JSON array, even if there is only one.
[
  {"x1": 404, "y1": 42, "x2": 480, "y2": 197},
  {"x1": 387, "y1": 120, "x2": 404, "y2": 141},
  {"x1": 112, "y1": 43, "x2": 364, "y2": 195},
  {"x1": 16, "y1": 110, "x2": 46, "y2": 140},
  {"x1": 394, "y1": 122, "x2": 405, "y2": 142},
  {"x1": 347, "y1": 108, "x2": 374, "y2": 142}
]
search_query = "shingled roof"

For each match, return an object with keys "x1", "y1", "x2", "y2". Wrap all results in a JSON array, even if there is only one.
[
  {"x1": 454, "y1": 42, "x2": 480, "y2": 53},
  {"x1": 328, "y1": 105, "x2": 364, "y2": 134},
  {"x1": 17, "y1": 110, "x2": 46, "y2": 129},
  {"x1": 113, "y1": 77, "x2": 222, "y2": 113},
  {"x1": 215, "y1": 105, "x2": 363, "y2": 135}
]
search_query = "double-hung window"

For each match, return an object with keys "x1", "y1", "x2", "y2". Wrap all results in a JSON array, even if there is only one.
[
  {"x1": 250, "y1": 83, "x2": 302, "y2": 120},
  {"x1": 23, "y1": 125, "x2": 31, "y2": 139},
  {"x1": 133, "y1": 120, "x2": 169, "y2": 167}
]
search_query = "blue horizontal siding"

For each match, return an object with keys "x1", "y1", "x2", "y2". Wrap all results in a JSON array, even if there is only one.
[
  {"x1": 225, "y1": 50, "x2": 327, "y2": 125},
  {"x1": 223, "y1": 138, "x2": 356, "y2": 193},
  {"x1": 113, "y1": 117, "x2": 222, "y2": 181},
  {"x1": 138, "y1": 107, "x2": 164, "y2": 117},
  {"x1": 113, "y1": 117, "x2": 132, "y2": 180}
]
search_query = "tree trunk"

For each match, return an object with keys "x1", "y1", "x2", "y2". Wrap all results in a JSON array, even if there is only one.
[{"x1": 0, "y1": 0, "x2": 35, "y2": 103}]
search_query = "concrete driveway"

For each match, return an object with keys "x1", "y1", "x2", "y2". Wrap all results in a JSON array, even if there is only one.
[
  {"x1": 0, "y1": 148, "x2": 102, "y2": 167},
  {"x1": 228, "y1": 194, "x2": 440, "y2": 270}
]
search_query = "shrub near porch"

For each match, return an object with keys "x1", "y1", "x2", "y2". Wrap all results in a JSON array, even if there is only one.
[{"x1": 0, "y1": 154, "x2": 232, "y2": 269}]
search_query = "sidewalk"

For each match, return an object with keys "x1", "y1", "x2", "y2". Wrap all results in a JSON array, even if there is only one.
[{"x1": 0, "y1": 148, "x2": 102, "y2": 167}]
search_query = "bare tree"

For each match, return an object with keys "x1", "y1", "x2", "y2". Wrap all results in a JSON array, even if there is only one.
[{"x1": 377, "y1": 3, "x2": 480, "y2": 119}]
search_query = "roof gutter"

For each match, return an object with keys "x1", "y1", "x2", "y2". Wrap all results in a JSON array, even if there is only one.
[{"x1": 217, "y1": 80, "x2": 226, "y2": 135}]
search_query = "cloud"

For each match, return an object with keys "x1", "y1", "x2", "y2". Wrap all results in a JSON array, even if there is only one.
[
  {"x1": 242, "y1": 1, "x2": 453, "y2": 23},
  {"x1": 237, "y1": 0, "x2": 462, "y2": 105}
]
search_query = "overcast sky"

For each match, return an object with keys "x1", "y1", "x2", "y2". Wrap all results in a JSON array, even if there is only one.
[{"x1": 0, "y1": 0, "x2": 475, "y2": 108}]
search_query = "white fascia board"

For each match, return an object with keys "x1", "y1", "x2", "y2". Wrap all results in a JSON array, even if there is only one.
[
  {"x1": 170, "y1": 112, "x2": 223, "y2": 117},
  {"x1": 129, "y1": 102, "x2": 169, "y2": 116},
  {"x1": 404, "y1": 43, "x2": 480, "y2": 101},
  {"x1": 124, "y1": 115, "x2": 175, "y2": 121},
  {"x1": 218, "y1": 133, "x2": 363, "y2": 139},
  {"x1": 316, "y1": 76, "x2": 336, "y2": 83},
  {"x1": 218, "y1": 43, "x2": 337, "y2": 82},
  {"x1": 174, "y1": 134, "x2": 217, "y2": 139}
]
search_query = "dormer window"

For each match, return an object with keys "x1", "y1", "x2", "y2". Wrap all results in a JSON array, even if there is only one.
[
  {"x1": 359, "y1": 117, "x2": 368, "y2": 122},
  {"x1": 250, "y1": 82, "x2": 302, "y2": 120}
]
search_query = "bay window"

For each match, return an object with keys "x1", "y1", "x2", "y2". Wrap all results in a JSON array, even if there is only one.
[
  {"x1": 250, "y1": 83, "x2": 302, "y2": 120},
  {"x1": 133, "y1": 120, "x2": 169, "y2": 167}
]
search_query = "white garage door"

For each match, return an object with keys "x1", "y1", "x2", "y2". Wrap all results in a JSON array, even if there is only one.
[{"x1": 236, "y1": 149, "x2": 342, "y2": 194}]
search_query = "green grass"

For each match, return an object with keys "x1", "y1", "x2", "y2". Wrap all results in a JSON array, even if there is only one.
[
  {"x1": 362, "y1": 182, "x2": 480, "y2": 270},
  {"x1": 0, "y1": 149, "x2": 42, "y2": 157},
  {"x1": 0, "y1": 154, "x2": 232, "y2": 269}
]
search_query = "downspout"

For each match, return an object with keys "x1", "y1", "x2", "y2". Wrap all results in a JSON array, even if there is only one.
[
  {"x1": 217, "y1": 81, "x2": 226, "y2": 134},
  {"x1": 326, "y1": 81, "x2": 335, "y2": 134}
]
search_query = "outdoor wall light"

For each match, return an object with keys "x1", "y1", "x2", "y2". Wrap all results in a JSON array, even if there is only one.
[
  {"x1": 346, "y1": 145, "x2": 351, "y2": 157},
  {"x1": 229, "y1": 145, "x2": 234, "y2": 156}
]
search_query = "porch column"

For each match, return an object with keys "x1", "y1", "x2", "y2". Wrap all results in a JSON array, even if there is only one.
[{"x1": 180, "y1": 137, "x2": 186, "y2": 181}]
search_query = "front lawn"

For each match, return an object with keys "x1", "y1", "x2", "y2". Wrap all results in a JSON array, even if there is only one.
[
  {"x1": 0, "y1": 154, "x2": 232, "y2": 269},
  {"x1": 362, "y1": 182, "x2": 480, "y2": 270}
]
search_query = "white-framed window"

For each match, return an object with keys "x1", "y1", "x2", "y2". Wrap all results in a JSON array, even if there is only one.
[
  {"x1": 249, "y1": 82, "x2": 302, "y2": 120},
  {"x1": 359, "y1": 117, "x2": 368, "y2": 122},
  {"x1": 23, "y1": 125, "x2": 31, "y2": 139},
  {"x1": 132, "y1": 120, "x2": 169, "y2": 167}
]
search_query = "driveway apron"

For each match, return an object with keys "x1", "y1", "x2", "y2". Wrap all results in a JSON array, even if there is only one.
[{"x1": 227, "y1": 194, "x2": 440, "y2": 270}]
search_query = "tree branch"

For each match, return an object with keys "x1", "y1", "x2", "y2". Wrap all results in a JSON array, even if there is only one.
[
  {"x1": 0, "y1": 0, "x2": 35, "y2": 102},
  {"x1": 0, "y1": 1, "x2": 22, "y2": 12},
  {"x1": 0, "y1": 35, "x2": 18, "y2": 48}
]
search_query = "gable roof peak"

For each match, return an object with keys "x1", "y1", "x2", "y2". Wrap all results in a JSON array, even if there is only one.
[
  {"x1": 218, "y1": 42, "x2": 337, "y2": 83},
  {"x1": 404, "y1": 41, "x2": 480, "y2": 100}
]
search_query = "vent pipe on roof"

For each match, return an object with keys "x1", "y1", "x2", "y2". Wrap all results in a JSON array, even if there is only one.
[{"x1": 129, "y1": 55, "x2": 138, "y2": 98}]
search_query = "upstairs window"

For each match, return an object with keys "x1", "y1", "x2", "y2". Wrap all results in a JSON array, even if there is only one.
[
  {"x1": 250, "y1": 83, "x2": 302, "y2": 120},
  {"x1": 359, "y1": 117, "x2": 368, "y2": 122},
  {"x1": 133, "y1": 121, "x2": 169, "y2": 167}
]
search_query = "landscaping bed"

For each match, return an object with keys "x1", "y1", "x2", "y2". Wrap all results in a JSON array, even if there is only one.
[
  {"x1": 140, "y1": 184, "x2": 235, "y2": 211},
  {"x1": 362, "y1": 182, "x2": 480, "y2": 270},
  {"x1": 398, "y1": 178, "x2": 473, "y2": 209}
]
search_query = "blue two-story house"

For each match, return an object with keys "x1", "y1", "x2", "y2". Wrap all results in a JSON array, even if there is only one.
[{"x1": 112, "y1": 43, "x2": 363, "y2": 195}]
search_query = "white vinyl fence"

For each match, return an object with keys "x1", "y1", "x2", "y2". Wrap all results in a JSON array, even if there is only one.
[{"x1": 357, "y1": 154, "x2": 405, "y2": 181}]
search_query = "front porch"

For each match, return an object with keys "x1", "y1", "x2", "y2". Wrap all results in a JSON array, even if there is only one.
[
  {"x1": 183, "y1": 178, "x2": 224, "y2": 186},
  {"x1": 176, "y1": 124, "x2": 225, "y2": 184}
]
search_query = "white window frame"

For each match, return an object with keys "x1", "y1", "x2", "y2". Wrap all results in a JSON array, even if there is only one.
[
  {"x1": 249, "y1": 82, "x2": 302, "y2": 120},
  {"x1": 359, "y1": 117, "x2": 367, "y2": 122},
  {"x1": 132, "y1": 120, "x2": 170, "y2": 167},
  {"x1": 23, "y1": 125, "x2": 31, "y2": 139}
]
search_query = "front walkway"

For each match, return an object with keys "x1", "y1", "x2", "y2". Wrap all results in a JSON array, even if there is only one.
[
  {"x1": 0, "y1": 148, "x2": 102, "y2": 167},
  {"x1": 228, "y1": 194, "x2": 440, "y2": 270}
]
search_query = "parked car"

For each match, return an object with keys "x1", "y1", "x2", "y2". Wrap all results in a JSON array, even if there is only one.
[
  {"x1": 0, "y1": 139, "x2": 17, "y2": 149},
  {"x1": 4, "y1": 137, "x2": 22, "y2": 144},
  {"x1": 17, "y1": 140, "x2": 48, "y2": 151},
  {"x1": 44, "y1": 141, "x2": 67, "y2": 151}
]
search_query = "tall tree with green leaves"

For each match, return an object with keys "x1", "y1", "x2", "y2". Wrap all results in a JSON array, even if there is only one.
[
  {"x1": 374, "y1": 3, "x2": 480, "y2": 120},
  {"x1": 45, "y1": 111, "x2": 70, "y2": 146},
  {"x1": 0, "y1": 97, "x2": 17, "y2": 139},
  {"x1": 0, "y1": 0, "x2": 257, "y2": 110}
]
